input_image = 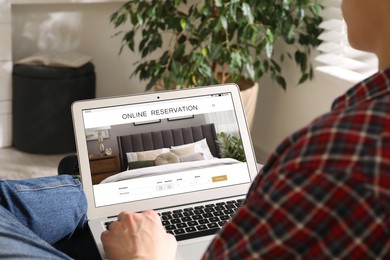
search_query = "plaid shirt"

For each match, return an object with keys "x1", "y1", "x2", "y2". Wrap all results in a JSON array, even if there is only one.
[{"x1": 203, "y1": 68, "x2": 390, "y2": 259}]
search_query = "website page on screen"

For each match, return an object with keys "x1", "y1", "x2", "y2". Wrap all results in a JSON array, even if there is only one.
[{"x1": 82, "y1": 93, "x2": 252, "y2": 207}]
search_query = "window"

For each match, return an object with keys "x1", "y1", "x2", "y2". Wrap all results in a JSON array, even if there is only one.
[{"x1": 316, "y1": 0, "x2": 378, "y2": 83}]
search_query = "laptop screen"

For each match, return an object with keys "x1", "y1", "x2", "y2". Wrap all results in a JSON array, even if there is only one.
[{"x1": 80, "y1": 90, "x2": 254, "y2": 208}]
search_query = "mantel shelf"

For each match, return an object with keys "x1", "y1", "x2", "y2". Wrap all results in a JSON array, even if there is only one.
[{"x1": 11, "y1": 0, "x2": 125, "y2": 4}]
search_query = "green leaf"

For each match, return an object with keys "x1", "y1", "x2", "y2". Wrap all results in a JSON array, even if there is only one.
[
  {"x1": 137, "y1": 13, "x2": 144, "y2": 25},
  {"x1": 110, "y1": 12, "x2": 118, "y2": 23},
  {"x1": 295, "y1": 50, "x2": 308, "y2": 72},
  {"x1": 246, "y1": 63, "x2": 255, "y2": 80},
  {"x1": 266, "y1": 28, "x2": 274, "y2": 43},
  {"x1": 221, "y1": 16, "x2": 228, "y2": 31},
  {"x1": 180, "y1": 18, "x2": 186, "y2": 30},
  {"x1": 276, "y1": 76, "x2": 287, "y2": 90},
  {"x1": 242, "y1": 3, "x2": 254, "y2": 24},
  {"x1": 124, "y1": 31, "x2": 135, "y2": 51},
  {"x1": 231, "y1": 51, "x2": 243, "y2": 68},
  {"x1": 130, "y1": 12, "x2": 138, "y2": 25},
  {"x1": 198, "y1": 63, "x2": 213, "y2": 78},
  {"x1": 271, "y1": 59, "x2": 281, "y2": 73},
  {"x1": 173, "y1": 44, "x2": 185, "y2": 59},
  {"x1": 209, "y1": 44, "x2": 222, "y2": 60},
  {"x1": 171, "y1": 60, "x2": 180, "y2": 75},
  {"x1": 310, "y1": 3, "x2": 323, "y2": 16},
  {"x1": 201, "y1": 47, "x2": 208, "y2": 57},
  {"x1": 282, "y1": 0, "x2": 290, "y2": 10},
  {"x1": 265, "y1": 42, "x2": 273, "y2": 59},
  {"x1": 298, "y1": 73, "x2": 309, "y2": 84}
]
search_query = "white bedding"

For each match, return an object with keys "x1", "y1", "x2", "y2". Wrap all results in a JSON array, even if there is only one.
[{"x1": 100, "y1": 158, "x2": 241, "y2": 184}]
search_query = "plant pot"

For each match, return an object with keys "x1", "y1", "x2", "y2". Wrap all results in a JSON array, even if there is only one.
[{"x1": 236, "y1": 79, "x2": 259, "y2": 132}]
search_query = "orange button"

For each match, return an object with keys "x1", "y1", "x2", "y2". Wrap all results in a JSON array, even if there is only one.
[{"x1": 212, "y1": 175, "x2": 228, "y2": 182}]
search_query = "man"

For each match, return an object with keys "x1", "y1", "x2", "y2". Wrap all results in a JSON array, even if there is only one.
[{"x1": 102, "y1": 0, "x2": 390, "y2": 259}]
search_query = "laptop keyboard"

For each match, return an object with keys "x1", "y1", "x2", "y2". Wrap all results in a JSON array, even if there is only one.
[{"x1": 104, "y1": 199, "x2": 244, "y2": 241}]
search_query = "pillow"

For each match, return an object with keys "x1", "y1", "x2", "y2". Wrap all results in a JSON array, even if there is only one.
[
  {"x1": 179, "y1": 152, "x2": 204, "y2": 162},
  {"x1": 171, "y1": 142, "x2": 192, "y2": 150},
  {"x1": 126, "y1": 148, "x2": 169, "y2": 162},
  {"x1": 126, "y1": 152, "x2": 138, "y2": 163},
  {"x1": 155, "y1": 152, "x2": 180, "y2": 165},
  {"x1": 171, "y1": 138, "x2": 214, "y2": 160},
  {"x1": 128, "y1": 160, "x2": 155, "y2": 170},
  {"x1": 194, "y1": 138, "x2": 214, "y2": 160},
  {"x1": 170, "y1": 145, "x2": 194, "y2": 156}
]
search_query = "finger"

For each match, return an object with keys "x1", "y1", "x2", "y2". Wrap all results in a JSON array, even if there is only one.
[
  {"x1": 101, "y1": 229, "x2": 113, "y2": 245},
  {"x1": 164, "y1": 233, "x2": 179, "y2": 257},
  {"x1": 117, "y1": 211, "x2": 130, "y2": 221},
  {"x1": 143, "y1": 210, "x2": 164, "y2": 227},
  {"x1": 143, "y1": 210, "x2": 159, "y2": 220},
  {"x1": 117, "y1": 211, "x2": 144, "y2": 234},
  {"x1": 108, "y1": 219, "x2": 119, "y2": 231},
  {"x1": 166, "y1": 232, "x2": 177, "y2": 245}
]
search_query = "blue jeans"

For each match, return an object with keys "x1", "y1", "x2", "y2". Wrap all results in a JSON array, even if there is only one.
[{"x1": 0, "y1": 175, "x2": 87, "y2": 259}]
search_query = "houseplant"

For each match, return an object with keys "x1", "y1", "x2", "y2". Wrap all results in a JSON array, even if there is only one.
[
  {"x1": 216, "y1": 131, "x2": 246, "y2": 162},
  {"x1": 110, "y1": 0, "x2": 322, "y2": 91}
]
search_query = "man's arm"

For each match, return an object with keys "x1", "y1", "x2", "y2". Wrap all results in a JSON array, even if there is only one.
[{"x1": 202, "y1": 166, "x2": 389, "y2": 259}]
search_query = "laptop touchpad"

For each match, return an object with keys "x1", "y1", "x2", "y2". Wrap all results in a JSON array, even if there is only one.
[{"x1": 176, "y1": 240, "x2": 209, "y2": 260}]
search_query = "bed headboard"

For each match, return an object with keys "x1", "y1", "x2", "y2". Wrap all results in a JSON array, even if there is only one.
[{"x1": 117, "y1": 123, "x2": 220, "y2": 170}]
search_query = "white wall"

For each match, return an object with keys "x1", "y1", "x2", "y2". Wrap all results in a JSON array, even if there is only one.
[
  {"x1": 253, "y1": 59, "x2": 352, "y2": 163},
  {"x1": 11, "y1": 2, "x2": 356, "y2": 162},
  {"x1": 0, "y1": 0, "x2": 12, "y2": 148}
]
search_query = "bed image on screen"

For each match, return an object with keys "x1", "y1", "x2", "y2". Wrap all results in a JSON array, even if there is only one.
[{"x1": 94, "y1": 123, "x2": 246, "y2": 184}]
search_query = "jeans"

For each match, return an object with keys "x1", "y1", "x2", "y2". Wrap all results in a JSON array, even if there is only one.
[{"x1": 0, "y1": 175, "x2": 87, "y2": 259}]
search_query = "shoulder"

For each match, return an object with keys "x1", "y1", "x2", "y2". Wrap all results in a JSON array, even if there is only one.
[{"x1": 297, "y1": 96, "x2": 390, "y2": 149}]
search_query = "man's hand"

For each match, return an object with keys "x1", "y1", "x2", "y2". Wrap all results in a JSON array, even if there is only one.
[{"x1": 101, "y1": 210, "x2": 177, "y2": 260}]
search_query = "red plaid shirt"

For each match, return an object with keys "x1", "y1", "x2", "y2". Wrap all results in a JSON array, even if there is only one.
[{"x1": 203, "y1": 69, "x2": 390, "y2": 259}]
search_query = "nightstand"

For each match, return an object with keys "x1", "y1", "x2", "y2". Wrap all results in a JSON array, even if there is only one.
[{"x1": 89, "y1": 154, "x2": 121, "y2": 184}]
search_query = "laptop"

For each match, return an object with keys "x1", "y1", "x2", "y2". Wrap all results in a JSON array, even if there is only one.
[{"x1": 71, "y1": 83, "x2": 260, "y2": 259}]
